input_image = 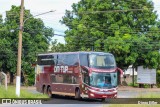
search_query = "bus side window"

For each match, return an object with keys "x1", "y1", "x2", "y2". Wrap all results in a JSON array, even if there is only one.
[
  {"x1": 79, "y1": 54, "x2": 89, "y2": 67},
  {"x1": 72, "y1": 76, "x2": 77, "y2": 84},
  {"x1": 57, "y1": 54, "x2": 65, "y2": 65},
  {"x1": 63, "y1": 75, "x2": 72, "y2": 83},
  {"x1": 38, "y1": 55, "x2": 56, "y2": 65},
  {"x1": 56, "y1": 74, "x2": 63, "y2": 83},
  {"x1": 64, "y1": 54, "x2": 79, "y2": 66},
  {"x1": 50, "y1": 74, "x2": 56, "y2": 83}
]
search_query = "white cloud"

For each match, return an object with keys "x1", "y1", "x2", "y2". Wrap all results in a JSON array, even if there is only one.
[{"x1": 152, "y1": 0, "x2": 160, "y2": 19}]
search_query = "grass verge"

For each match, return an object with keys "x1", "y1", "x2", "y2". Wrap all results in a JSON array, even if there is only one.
[
  {"x1": 0, "y1": 86, "x2": 48, "y2": 98},
  {"x1": 138, "y1": 93, "x2": 160, "y2": 98}
]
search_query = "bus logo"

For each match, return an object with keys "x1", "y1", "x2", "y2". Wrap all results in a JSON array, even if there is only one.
[{"x1": 54, "y1": 66, "x2": 68, "y2": 73}]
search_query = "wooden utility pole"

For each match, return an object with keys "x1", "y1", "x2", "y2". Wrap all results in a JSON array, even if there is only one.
[{"x1": 16, "y1": 0, "x2": 24, "y2": 97}]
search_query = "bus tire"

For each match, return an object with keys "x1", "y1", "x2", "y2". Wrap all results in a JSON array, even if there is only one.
[
  {"x1": 75, "y1": 89, "x2": 81, "y2": 100},
  {"x1": 47, "y1": 86, "x2": 52, "y2": 98},
  {"x1": 101, "y1": 98, "x2": 106, "y2": 102},
  {"x1": 42, "y1": 85, "x2": 46, "y2": 94}
]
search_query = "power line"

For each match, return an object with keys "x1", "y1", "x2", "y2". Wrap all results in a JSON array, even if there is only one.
[
  {"x1": 54, "y1": 34, "x2": 65, "y2": 37},
  {"x1": 2, "y1": 6, "x2": 160, "y2": 16}
]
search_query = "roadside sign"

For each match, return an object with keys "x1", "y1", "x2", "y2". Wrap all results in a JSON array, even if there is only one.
[{"x1": 137, "y1": 66, "x2": 156, "y2": 84}]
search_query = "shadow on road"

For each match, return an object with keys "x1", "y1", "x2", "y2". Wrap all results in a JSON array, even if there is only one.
[{"x1": 43, "y1": 95, "x2": 108, "y2": 104}]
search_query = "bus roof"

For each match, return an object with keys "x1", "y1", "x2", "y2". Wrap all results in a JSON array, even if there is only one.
[{"x1": 38, "y1": 51, "x2": 113, "y2": 56}]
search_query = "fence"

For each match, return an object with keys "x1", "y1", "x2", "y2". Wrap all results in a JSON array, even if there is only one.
[{"x1": 0, "y1": 72, "x2": 7, "y2": 90}]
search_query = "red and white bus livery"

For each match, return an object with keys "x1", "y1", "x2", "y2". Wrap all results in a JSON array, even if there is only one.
[{"x1": 35, "y1": 52, "x2": 122, "y2": 100}]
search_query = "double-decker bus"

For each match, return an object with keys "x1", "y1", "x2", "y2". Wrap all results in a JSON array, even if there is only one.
[{"x1": 35, "y1": 52, "x2": 123, "y2": 100}]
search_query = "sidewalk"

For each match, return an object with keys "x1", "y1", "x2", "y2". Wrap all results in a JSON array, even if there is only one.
[
  {"x1": 118, "y1": 86, "x2": 160, "y2": 92},
  {"x1": 21, "y1": 86, "x2": 36, "y2": 90}
]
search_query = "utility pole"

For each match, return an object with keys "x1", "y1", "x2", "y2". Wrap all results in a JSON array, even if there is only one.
[
  {"x1": 16, "y1": 0, "x2": 24, "y2": 97},
  {"x1": 15, "y1": 0, "x2": 54, "y2": 97},
  {"x1": 132, "y1": 66, "x2": 134, "y2": 87}
]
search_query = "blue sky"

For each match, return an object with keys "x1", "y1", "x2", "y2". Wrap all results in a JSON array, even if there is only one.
[{"x1": 0, "y1": 0, "x2": 160, "y2": 44}]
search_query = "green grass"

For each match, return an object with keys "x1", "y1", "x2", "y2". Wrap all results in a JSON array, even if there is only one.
[
  {"x1": 0, "y1": 86, "x2": 49, "y2": 98},
  {"x1": 138, "y1": 93, "x2": 160, "y2": 98},
  {"x1": 128, "y1": 83, "x2": 139, "y2": 87}
]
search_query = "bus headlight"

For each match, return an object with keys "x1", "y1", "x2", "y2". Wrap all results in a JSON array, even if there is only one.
[
  {"x1": 114, "y1": 94, "x2": 117, "y2": 98},
  {"x1": 90, "y1": 93, "x2": 94, "y2": 97},
  {"x1": 82, "y1": 84, "x2": 84, "y2": 88}
]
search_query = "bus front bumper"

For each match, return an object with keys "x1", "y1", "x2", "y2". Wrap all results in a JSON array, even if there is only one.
[{"x1": 87, "y1": 88, "x2": 117, "y2": 99}]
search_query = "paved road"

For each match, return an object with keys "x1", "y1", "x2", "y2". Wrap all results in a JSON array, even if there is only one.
[
  {"x1": 43, "y1": 90, "x2": 160, "y2": 104},
  {"x1": 43, "y1": 95, "x2": 107, "y2": 104}
]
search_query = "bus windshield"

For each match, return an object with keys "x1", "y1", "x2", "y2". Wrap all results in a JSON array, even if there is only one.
[
  {"x1": 90, "y1": 72, "x2": 118, "y2": 89},
  {"x1": 89, "y1": 54, "x2": 116, "y2": 69}
]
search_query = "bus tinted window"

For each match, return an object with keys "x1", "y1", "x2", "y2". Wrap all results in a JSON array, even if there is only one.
[
  {"x1": 63, "y1": 75, "x2": 72, "y2": 83},
  {"x1": 79, "y1": 54, "x2": 89, "y2": 67},
  {"x1": 38, "y1": 55, "x2": 56, "y2": 65},
  {"x1": 58, "y1": 54, "x2": 79, "y2": 66},
  {"x1": 55, "y1": 74, "x2": 63, "y2": 83},
  {"x1": 52, "y1": 74, "x2": 77, "y2": 84},
  {"x1": 57, "y1": 54, "x2": 64, "y2": 65},
  {"x1": 89, "y1": 54, "x2": 116, "y2": 69},
  {"x1": 66, "y1": 54, "x2": 79, "y2": 65},
  {"x1": 50, "y1": 74, "x2": 56, "y2": 83}
]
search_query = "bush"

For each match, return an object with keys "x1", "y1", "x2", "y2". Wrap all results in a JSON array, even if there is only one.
[
  {"x1": 27, "y1": 71, "x2": 35, "y2": 86},
  {"x1": 22, "y1": 69, "x2": 35, "y2": 86}
]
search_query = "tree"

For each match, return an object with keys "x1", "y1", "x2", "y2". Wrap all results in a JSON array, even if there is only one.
[
  {"x1": 51, "y1": 39, "x2": 67, "y2": 52},
  {"x1": 61, "y1": 0, "x2": 160, "y2": 69},
  {"x1": 0, "y1": 6, "x2": 54, "y2": 85}
]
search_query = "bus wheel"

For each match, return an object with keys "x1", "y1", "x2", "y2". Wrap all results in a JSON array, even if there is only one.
[
  {"x1": 75, "y1": 89, "x2": 81, "y2": 100},
  {"x1": 42, "y1": 86, "x2": 46, "y2": 94},
  {"x1": 101, "y1": 98, "x2": 106, "y2": 102},
  {"x1": 47, "y1": 87, "x2": 52, "y2": 98}
]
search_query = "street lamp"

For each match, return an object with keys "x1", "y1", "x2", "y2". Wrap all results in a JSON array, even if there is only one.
[
  {"x1": 23, "y1": 10, "x2": 55, "y2": 24},
  {"x1": 16, "y1": 0, "x2": 55, "y2": 97},
  {"x1": 10, "y1": 10, "x2": 55, "y2": 33}
]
